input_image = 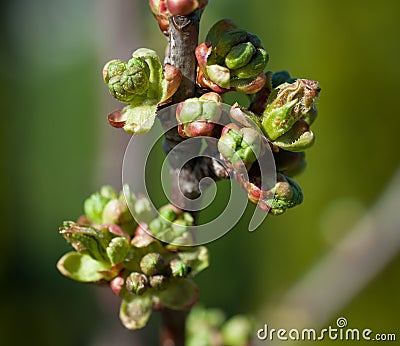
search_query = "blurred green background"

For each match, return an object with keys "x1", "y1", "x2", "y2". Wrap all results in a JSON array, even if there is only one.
[{"x1": 1, "y1": 0, "x2": 399, "y2": 345}]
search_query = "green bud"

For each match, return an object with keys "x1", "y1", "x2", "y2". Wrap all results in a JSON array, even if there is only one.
[
  {"x1": 177, "y1": 246, "x2": 209, "y2": 277},
  {"x1": 104, "y1": 48, "x2": 182, "y2": 135},
  {"x1": 225, "y1": 42, "x2": 256, "y2": 69},
  {"x1": 123, "y1": 185, "x2": 156, "y2": 225},
  {"x1": 196, "y1": 19, "x2": 268, "y2": 94},
  {"x1": 102, "y1": 199, "x2": 125, "y2": 224},
  {"x1": 106, "y1": 58, "x2": 150, "y2": 103},
  {"x1": 230, "y1": 72, "x2": 268, "y2": 94},
  {"x1": 168, "y1": 232, "x2": 194, "y2": 247},
  {"x1": 169, "y1": 259, "x2": 190, "y2": 277},
  {"x1": 126, "y1": 272, "x2": 148, "y2": 295},
  {"x1": 215, "y1": 28, "x2": 248, "y2": 60},
  {"x1": 205, "y1": 18, "x2": 238, "y2": 46},
  {"x1": 205, "y1": 64, "x2": 231, "y2": 89},
  {"x1": 103, "y1": 60, "x2": 124, "y2": 83},
  {"x1": 133, "y1": 196, "x2": 155, "y2": 224},
  {"x1": 230, "y1": 48, "x2": 269, "y2": 79},
  {"x1": 155, "y1": 228, "x2": 176, "y2": 243},
  {"x1": 100, "y1": 185, "x2": 118, "y2": 199},
  {"x1": 176, "y1": 92, "x2": 222, "y2": 137},
  {"x1": 218, "y1": 126, "x2": 261, "y2": 168},
  {"x1": 149, "y1": 218, "x2": 165, "y2": 235},
  {"x1": 106, "y1": 237, "x2": 130, "y2": 266},
  {"x1": 149, "y1": 275, "x2": 168, "y2": 290},
  {"x1": 182, "y1": 212, "x2": 194, "y2": 225},
  {"x1": 171, "y1": 219, "x2": 189, "y2": 236},
  {"x1": 125, "y1": 58, "x2": 151, "y2": 94},
  {"x1": 140, "y1": 252, "x2": 165, "y2": 276},
  {"x1": 84, "y1": 192, "x2": 110, "y2": 225},
  {"x1": 261, "y1": 79, "x2": 320, "y2": 140},
  {"x1": 178, "y1": 95, "x2": 222, "y2": 124},
  {"x1": 265, "y1": 173, "x2": 303, "y2": 215},
  {"x1": 218, "y1": 128, "x2": 241, "y2": 160},
  {"x1": 159, "y1": 206, "x2": 177, "y2": 223}
]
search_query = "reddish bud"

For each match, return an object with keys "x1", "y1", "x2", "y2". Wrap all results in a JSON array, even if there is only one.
[
  {"x1": 221, "y1": 123, "x2": 241, "y2": 137},
  {"x1": 166, "y1": 0, "x2": 198, "y2": 16},
  {"x1": 108, "y1": 109, "x2": 127, "y2": 128},
  {"x1": 110, "y1": 273, "x2": 125, "y2": 297}
]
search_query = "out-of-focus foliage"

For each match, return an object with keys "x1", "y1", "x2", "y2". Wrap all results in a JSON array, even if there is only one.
[{"x1": 2, "y1": 0, "x2": 400, "y2": 345}]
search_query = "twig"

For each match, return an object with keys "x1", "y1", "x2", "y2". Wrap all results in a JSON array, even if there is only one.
[{"x1": 158, "y1": 11, "x2": 200, "y2": 346}]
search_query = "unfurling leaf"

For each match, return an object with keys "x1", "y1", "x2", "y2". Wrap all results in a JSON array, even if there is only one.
[
  {"x1": 106, "y1": 237, "x2": 130, "y2": 265},
  {"x1": 103, "y1": 48, "x2": 182, "y2": 135},
  {"x1": 155, "y1": 278, "x2": 199, "y2": 310},
  {"x1": 120, "y1": 293, "x2": 154, "y2": 330},
  {"x1": 83, "y1": 192, "x2": 110, "y2": 225},
  {"x1": 261, "y1": 79, "x2": 320, "y2": 141},
  {"x1": 272, "y1": 120, "x2": 315, "y2": 151},
  {"x1": 57, "y1": 252, "x2": 111, "y2": 282},
  {"x1": 195, "y1": 19, "x2": 269, "y2": 94},
  {"x1": 177, "y1": 246, "x2": 209, "y2": 277},
  {"x1": 59, "y1": 222, "x2": 111, "y2": 262},
  {"x1": 218, "y1": 125, "x2": 262, "y2": 169},
  {"x1": 121, "y1": 104, "x2": 157, "y2": 135}
]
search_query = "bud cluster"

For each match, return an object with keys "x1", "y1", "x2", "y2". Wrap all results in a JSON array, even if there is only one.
[
  {"x1": 224, "y1": 72, "x2": 319, "y2": 214},
  {"x1": 195, "y1": 19, "x2": 269, "y2": 94},
  {"x1": 57, "y1": 186, "x2": 209, "y2": 330},
  {"x1": 103, "y1": 48, "x2": 182, "y2": 134},
  {"x1": 173, "y1": 71, "x2": 319, "y2": 215},
  {"x1": 260, "y1": 77, "x2": 320, "y2": 151},
  {"x1": 101, "y1": 11, "x2": 321, "y2": 216},
  {"x1": 82, "y1": 185, "x2": 135, "y2": 232},
  {"x1": 56, "y1": 0, "x2": 324, "y2": 340},
  {"x1": 218, "y1": 123, "x2": 262, "y2": 170},
  {"x1": 176, "y1": 92, "x2": 223, "y2": 137},
  {"x1": 148, "y1": 204, "x2": 195, "y2": 245}
]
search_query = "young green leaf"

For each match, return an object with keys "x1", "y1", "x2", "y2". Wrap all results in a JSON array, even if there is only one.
[
  {"x1": 119, "y1": 293, "x2": 154, "y2": 330},
  {"x1": 57, "y1": 252, "x2": 111, "y2": 282},
  {"x1": 155, "y1": 278, "x2": 199, "y2": 310}
]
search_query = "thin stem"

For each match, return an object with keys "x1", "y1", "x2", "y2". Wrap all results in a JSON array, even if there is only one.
[
  {"x1": 160, "y1": 309, "x2": 188, "y2": 346},
  {"x1": 158, "y1": 10, "x2": 228, "y2": 346},
  {"x1": 160, "y1": 11, "x2": 204, "y2": 206},
  {"x1": 158, "y1": 11, "x2": 201, "y2": 346},
  {"x1": 169, "y1": 12, "x2": 200, "y2": 103}
]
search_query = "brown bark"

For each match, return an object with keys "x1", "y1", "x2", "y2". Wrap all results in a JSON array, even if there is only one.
[
  {"x1": 159, "y1": 13, "x2": 200, "y2": 346},
  {"x1": 158, "y1": 11, "x2": 228, "y2": 346}
]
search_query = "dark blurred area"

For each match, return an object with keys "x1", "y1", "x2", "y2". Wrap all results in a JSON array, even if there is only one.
[{"x1": 1, "y1": 0, "x2": 399, "y2": 345}]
